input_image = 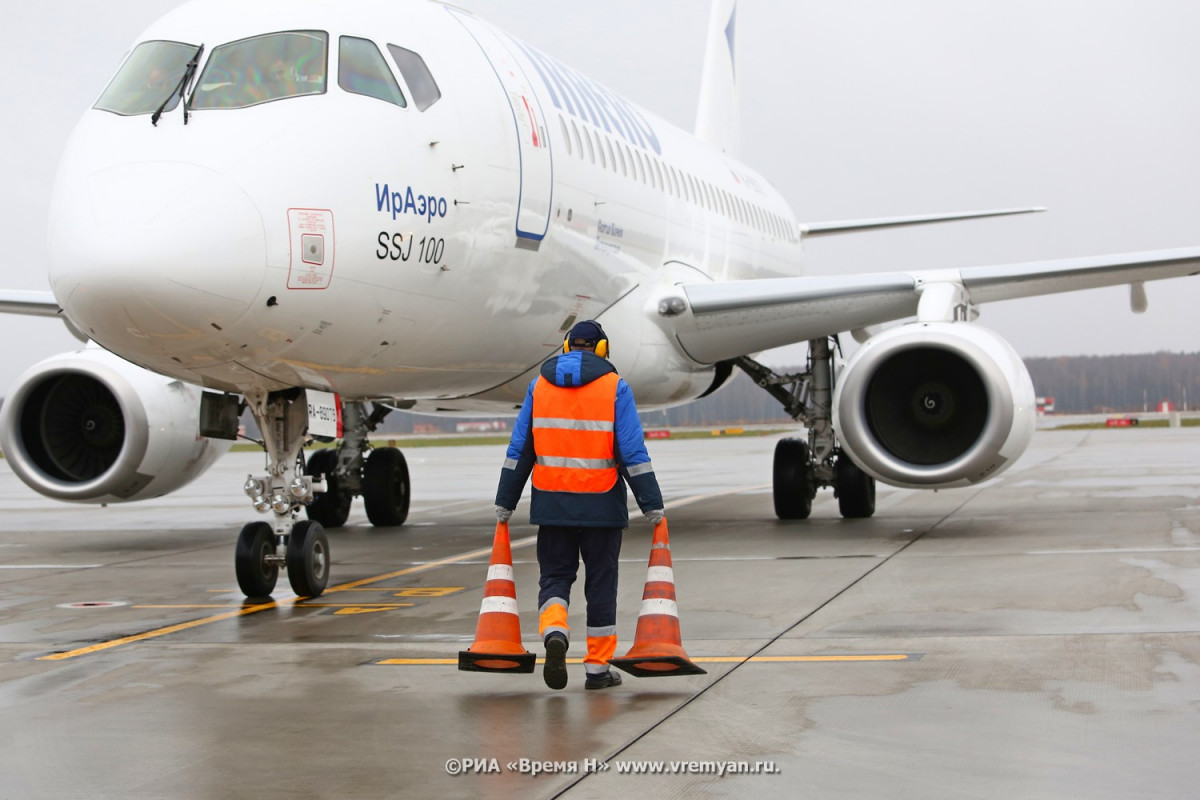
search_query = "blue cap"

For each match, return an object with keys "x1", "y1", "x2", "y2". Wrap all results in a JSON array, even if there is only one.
[{"x1": 567, "y1": 320, "x2": 606, "y2": 348}]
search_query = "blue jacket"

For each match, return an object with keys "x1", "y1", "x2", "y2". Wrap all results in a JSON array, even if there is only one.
[{"x1": 495, "y1": 350, "x2": 664, "y2": 527}]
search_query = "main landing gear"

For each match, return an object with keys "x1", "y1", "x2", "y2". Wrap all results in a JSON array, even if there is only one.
[
  {"x1": 736, "y1": 336, "x2": 876, "y2": 521},
  {"x1": 302, "y1": 401, "x2": 410, "y2": 529},
  {"x1": 234, "y1": 390, "x2": 410, "y2": 599}
]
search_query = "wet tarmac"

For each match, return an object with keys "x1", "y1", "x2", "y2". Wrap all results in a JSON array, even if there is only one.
[{"x1": 2, "y1": 426, "x2": 1199, "y2": 799}]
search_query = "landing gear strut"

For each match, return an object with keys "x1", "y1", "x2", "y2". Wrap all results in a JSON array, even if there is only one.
[
  {"x1": 236, "y1": 389, "x2": 331, "y2": 599},
  {"x1": 303, "y1": 400, "x2": 410, "y2": 528},
  {"x1": 234, "y1": 392, "x2": 412, "y2": 599},
  {"x1": 737, "y1": 336, "x2": 876, "y2": 520}
]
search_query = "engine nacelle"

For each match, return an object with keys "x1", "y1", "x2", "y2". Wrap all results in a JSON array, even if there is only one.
[
  {"x1": 0, "y1": 348, "x2": 231, "y2": 503},
  {"x1": 833, "y1": 323, "x2": 1035, "y2": 489}
]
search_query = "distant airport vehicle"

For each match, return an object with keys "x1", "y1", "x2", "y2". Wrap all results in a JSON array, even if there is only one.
[{"x1": 1, "y1": 0, "x2": 1197, "y2": 597}]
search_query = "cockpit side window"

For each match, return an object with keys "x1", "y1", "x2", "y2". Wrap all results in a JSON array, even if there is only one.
[
  {"x1": 94, "y1": 40, "x2": 199, "y2": 116},
  {"x1": 339, "y1": 36, "x2": 407, "y2": 107},
  {"x1": 387, "y1": 45, "x2": 442, "y2": 112},
  {"x1": 191, "y1": 31, "x2": 327, "y2": 110}
]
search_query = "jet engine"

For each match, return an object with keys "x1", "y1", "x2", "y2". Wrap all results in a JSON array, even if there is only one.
[
  {"x1": 0, "y1": 348, "x2": 231, "y2": 503},
  {"x1": 832, "y1": 323, "x2": 1035, "y2": 489}
]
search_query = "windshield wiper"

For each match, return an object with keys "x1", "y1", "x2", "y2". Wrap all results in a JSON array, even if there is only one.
[{"x1": 151, "y1": 44, "x2": 205, "y2": 127}]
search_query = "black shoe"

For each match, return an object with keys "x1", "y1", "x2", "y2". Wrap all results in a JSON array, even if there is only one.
[
  {"x1": 543, "y1": 634, "x2": 568, "y2": 690},
  {"x1": 584, "y1": 670, "x2": 623, "y2": 690}
]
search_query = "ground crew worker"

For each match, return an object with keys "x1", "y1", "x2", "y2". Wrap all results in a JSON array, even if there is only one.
[{"x1": 495, "y1": 320, "x2": 665, "y2": 690}]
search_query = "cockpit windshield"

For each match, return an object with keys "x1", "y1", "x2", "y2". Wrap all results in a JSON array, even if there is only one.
[
  {"x1": 94, "y1": 40, "x2": 199, "y2": 116},
  {"x1": 190, "y1": 31, "x2": 327, "y2": 110}
]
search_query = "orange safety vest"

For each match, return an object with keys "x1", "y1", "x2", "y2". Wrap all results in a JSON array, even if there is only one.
[{"x1": 530, "y1": 372, "x2": 621, "y2": 493}]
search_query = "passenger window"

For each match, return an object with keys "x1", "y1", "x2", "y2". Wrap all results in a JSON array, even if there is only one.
[
  {"x1": 559, "y1": 116, "x2": 572, "y2": 156},
  {"x1": 94, "y1": 40, "x2": 199, "y2": 116},
  {"x1": 191, "y1": 31, "x2": 327, "y2": 110},
  {"x1": 583, "y1": 126, "x2": 596, "y2": 164},
  {"x1": 387, "y1": 45, "x2": 441, "y2": 111},
  {"x1": 339, "y1": 36, "x2": 406, "y2": 107},
  {"x1": 570, "y1": 121, "x2": 584, "y2": 160}
]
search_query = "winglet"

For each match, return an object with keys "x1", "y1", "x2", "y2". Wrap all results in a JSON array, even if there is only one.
[
  {"x1": 695, "y1": 0, "x2": 739, "y2": 155},
  {"x1": 799, "y1": 207, "x2": 1046, "y2": 237}
]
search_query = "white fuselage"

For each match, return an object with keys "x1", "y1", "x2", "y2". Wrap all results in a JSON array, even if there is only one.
[{"x1": 48, "y1": 0, "x2": 802, "y2": 412}]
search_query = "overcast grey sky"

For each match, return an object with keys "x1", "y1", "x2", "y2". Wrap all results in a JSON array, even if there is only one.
[{"x1": 3, "y1": 1, "x2": 1199, "y2": 393}]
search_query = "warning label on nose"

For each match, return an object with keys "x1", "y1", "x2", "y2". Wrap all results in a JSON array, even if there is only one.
[{"x1": 288, "y1": 208, "x2": 335, "y2": 290}]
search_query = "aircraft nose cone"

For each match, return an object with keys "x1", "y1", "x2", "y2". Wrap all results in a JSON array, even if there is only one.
[{"x1": 49, "y1": 162, "x2": 266, "y2": 356}]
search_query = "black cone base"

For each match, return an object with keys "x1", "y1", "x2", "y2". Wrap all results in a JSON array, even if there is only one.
[
  {"x1": 609, "y1": 655, "x2": 708, "y2": 678},
  {"x1": 458, "y1": 649, "x2": 536, "y2": 673}
]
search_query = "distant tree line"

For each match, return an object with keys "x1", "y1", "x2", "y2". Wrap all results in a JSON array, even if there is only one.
[
  {"x1": 640, "y1": 352, "x2": 1200, "y2": 422},
  {"x1": 385, "y1": 370, "x2": 792, "y2": 433},
  {"x1": 1024, "y1": 352, "x2": 1199, "y2": 413}
]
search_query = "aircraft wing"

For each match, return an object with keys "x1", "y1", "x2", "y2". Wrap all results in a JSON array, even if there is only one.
[
  {"x1": 0, "y1": 290, "x2": 62, "y2": 317},
  {"x1": 666, "y1": 246, "x2": 1200, "y2": 364},
  {"x1": 0, "y1": 290, "x2": 89, "y2": 343}
]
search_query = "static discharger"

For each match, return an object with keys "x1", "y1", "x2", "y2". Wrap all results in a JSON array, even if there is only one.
[
  {"x1": 458, "y1": 521, "x2": 536, "y2": 674},
  {"x1": 609, "y1": 519, "x2": 707, "y2": 678}
]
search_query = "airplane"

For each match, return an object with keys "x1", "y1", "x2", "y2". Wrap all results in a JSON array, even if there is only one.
[{"x1": 1, "y1": 0, "x2": 1197, "y2": 599}]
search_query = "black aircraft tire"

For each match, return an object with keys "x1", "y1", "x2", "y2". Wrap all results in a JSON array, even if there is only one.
[
  {"x1": 835, "y1": 456, "x2": 877, "y2": 519},
  {"x1": 235, "y1": 521, "x2": 278, "y2": 598},
  {"x1": 773, "y1": 438, "x2": 814, "y2": 520},
  {"x1": 286, "y1": 520, "x2": 330, "y2": 598},
  {"x1": 305, "y1": 449, "x2": 352, "y2": 529},
  {"x1": 362, "y1": 447, "x2": 410, "y2": 527}
]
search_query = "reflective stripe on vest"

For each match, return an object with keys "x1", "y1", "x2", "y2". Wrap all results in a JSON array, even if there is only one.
[{"x1": 531, "y1": 372, "x2": 620, "y2": 493}]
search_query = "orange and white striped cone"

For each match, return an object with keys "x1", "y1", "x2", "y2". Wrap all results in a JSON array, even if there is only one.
[
  {"x1": 609, "y1": 519, "x2": 707, "y2": 678},
  {"x1": 458, "y1": 521, "x2": 536, "y2": 674}
]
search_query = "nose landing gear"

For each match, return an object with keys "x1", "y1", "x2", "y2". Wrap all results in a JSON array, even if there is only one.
[
  {"x1": 232, "y1": 390, "x2": 410, "y2": 599},
  {"x1": 235, "y1": 389, "x2": 331, "y2": 599}
]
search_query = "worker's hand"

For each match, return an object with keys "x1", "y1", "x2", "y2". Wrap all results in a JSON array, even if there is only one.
[
  {"x1": 495, "y1": 505, "x2": 513, "y2": 522},
  {"x1": 644, "y1": 509, "x2": 665, "y2": 526}
]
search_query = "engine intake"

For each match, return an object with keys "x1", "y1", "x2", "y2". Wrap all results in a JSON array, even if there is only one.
[
  {"x1": 19, "y1": 373, "x2": 127, "y2": 482},
  {"x1": 0, "y1": 348, "x2": 230, "y2": 503},
  {"x1": 833, "y1": 323, "x2": 1035, "y2": 489}
]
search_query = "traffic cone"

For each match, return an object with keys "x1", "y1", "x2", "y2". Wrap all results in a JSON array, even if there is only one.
[
  {"x1": 458, "y1": 521, "x2": 536, "y2": 673},
  {"x1": 609, "y1": 519, "x2": 707, "y2": 678}
]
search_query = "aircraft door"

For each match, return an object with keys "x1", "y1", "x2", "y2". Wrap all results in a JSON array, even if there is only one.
[{"x1": 450, "y1": 12, "x2": 553, "y2": 242}]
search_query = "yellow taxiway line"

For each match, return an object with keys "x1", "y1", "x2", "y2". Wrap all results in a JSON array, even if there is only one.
[
  {"x1": 37, "y1": 534, "x2": 537, "y2": 661},
  {"x1": 375, "y1": 654, "x2": 915, "y2": 666},
  {"x1": 35, "y1": 482, "x2": 771, "y2": 662}
]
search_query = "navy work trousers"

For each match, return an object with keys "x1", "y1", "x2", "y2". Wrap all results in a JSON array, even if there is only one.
[{"x1": 536, "y1": 525, "x2": 623, "y2": 628}]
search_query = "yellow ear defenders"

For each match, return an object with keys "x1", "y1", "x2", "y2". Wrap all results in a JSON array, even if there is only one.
[{"x1": 562, "y1": 334, "x2": 609, "y2": 359}]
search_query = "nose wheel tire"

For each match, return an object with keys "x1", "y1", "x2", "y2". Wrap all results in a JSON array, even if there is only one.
[
  {"x1": 304, "y1": 449, "x2": 352, "y2": 528},
  {"x1": 235, "y1": 521, "x2": 278, "y2": 598},
  {"x1": 286, "y1": 520, "x2": 330, "y2": 598},
  {"x1": 773, "y1": 438, "x2": 815, "y2": 520},
  {"x1": 362, "y1": 447, "x2": 410, "y2": 527}
]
